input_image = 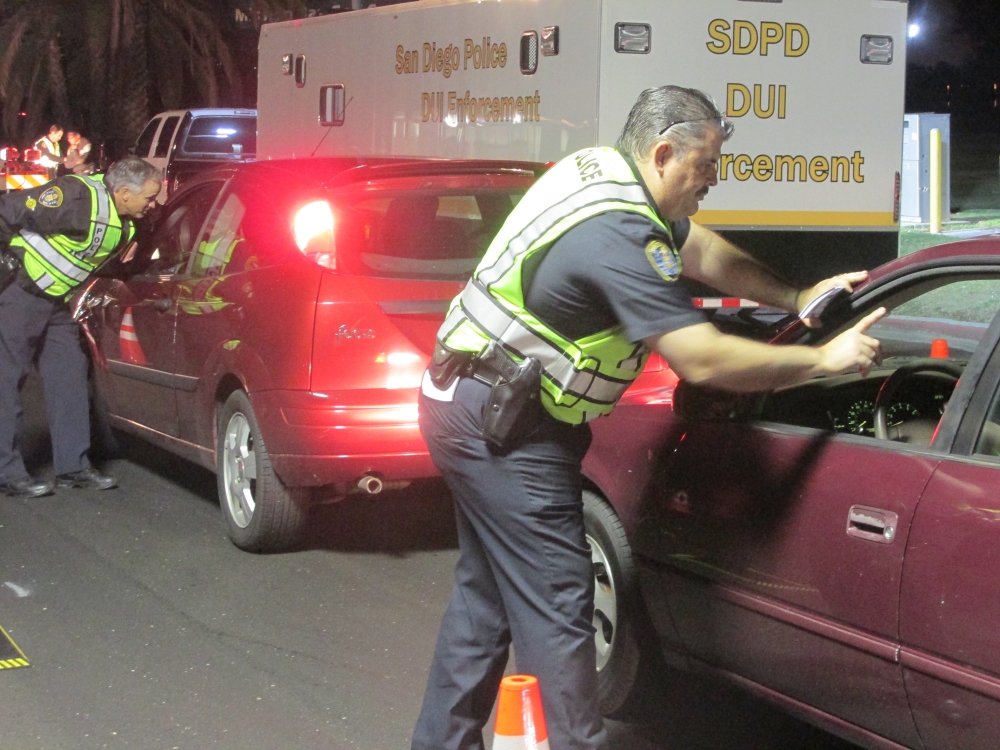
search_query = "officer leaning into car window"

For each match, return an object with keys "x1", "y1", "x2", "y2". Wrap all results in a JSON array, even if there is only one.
[
  {"x1": 0, "y1": 157, "x2": 161, "y2": 498},
  {"x1": 411, "y1": 86, "x2": 887, "y2": 750}
]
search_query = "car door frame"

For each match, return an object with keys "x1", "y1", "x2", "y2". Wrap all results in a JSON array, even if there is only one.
[
  {"x1": 99, "y1": 179, "x2": 228, "y2": 438},
  {"x1": 634, "y1": 261, "x2": 1000, "y2": 747},
  {"x1": 896, "y1": 309, "x2": 1000, "y2": 750}
]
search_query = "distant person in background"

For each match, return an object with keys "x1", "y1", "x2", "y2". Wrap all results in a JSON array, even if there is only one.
[
  {"x1": 33, "y1": 125, "x2": 63, "y2": 180},
  {"x1": 62, "y1": 130, "x2": 94, "y2": 176}
]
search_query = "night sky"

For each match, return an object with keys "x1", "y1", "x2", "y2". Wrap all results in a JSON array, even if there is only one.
[{"x1": 906, "y1": 0, "x2": 1000, "y2": 68}]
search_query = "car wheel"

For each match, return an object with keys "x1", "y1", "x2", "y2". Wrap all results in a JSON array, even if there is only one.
[
  {"x1": 217, "y1": 390, "x2": 309, "y2": 553},
  {"x1": 584, "y1": 488, "x2": 661, "y2": 720}
]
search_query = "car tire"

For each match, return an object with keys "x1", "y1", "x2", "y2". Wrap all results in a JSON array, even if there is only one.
[
  {"x1": 217, "y1": 390, "x2": 309, "y2": 553},
  {"x1": 584, "y1": 488, "x2": 662, "y2": 720}
]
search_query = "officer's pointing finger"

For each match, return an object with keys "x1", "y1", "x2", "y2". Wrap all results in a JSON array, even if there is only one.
[{"x1": 853, "y1": 307, "x2": 887, "y2": 334}]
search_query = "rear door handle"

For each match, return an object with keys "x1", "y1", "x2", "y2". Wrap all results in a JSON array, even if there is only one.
[
  {"x1": 846, "y1": 505, "x2": 899, "y2": 544},
  {"x1": 153, "y1": 298, "x2": 172, "y2": 312}
]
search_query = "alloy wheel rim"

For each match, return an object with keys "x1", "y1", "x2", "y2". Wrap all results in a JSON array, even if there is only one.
[
  {"x1": 587, "y1": 533, "x2": 618, "y2": 672},
  {"x1": 222, "y1": 412, "x2": 257, "y2": 528}
]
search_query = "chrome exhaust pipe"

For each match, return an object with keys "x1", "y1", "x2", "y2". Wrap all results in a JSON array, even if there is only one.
[{"x1": 357, "y1": 475, "x2": 384, "y2": 495}]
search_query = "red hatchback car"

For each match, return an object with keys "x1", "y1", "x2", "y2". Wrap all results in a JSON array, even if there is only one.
[
  {"x1": 74, "y1": 158, "x2": 542, "y2": 552},
  {"x1": 580, "y1": 238, "x2": 1000, "y2": 746}
]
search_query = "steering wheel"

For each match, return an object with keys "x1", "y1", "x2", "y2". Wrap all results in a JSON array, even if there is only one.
[{"x1": 873, "y1": 360, "x2": 964, "y2": 441}]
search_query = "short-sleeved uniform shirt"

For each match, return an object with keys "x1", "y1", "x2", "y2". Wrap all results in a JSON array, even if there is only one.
[{"x1": 523, "y1": 155, "x2": 707, "y2": 344}]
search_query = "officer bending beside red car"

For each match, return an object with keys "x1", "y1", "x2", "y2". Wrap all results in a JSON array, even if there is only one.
[
  {"x1": 412, "y1": 86, "x2": 885, "y2": 750},
  {"x1": 0, "y1": 157, "x2": 161, "y2": 498}
]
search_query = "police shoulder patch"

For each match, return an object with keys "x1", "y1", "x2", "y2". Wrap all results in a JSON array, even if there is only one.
[
  {"x1": 645, "y1": 239, "x2": 682, "y2": 281},
  {"x1": 38, "y1": 186, "x2": 63, "y2": 208}
]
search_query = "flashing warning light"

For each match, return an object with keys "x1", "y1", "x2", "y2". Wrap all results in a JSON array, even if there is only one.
[
  {"x1": 293, "y1": 200, "x2": 336, "y2": 269},
  {"x1": 908, "y1": 24, "x2": 920, "y2": 39}
]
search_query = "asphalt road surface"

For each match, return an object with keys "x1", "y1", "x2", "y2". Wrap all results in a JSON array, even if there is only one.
[{"x1": 0, "y1": 374, "x2": 860, "y2": 750}]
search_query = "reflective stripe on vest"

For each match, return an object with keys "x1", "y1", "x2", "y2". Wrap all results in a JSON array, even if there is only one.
[
  {"x1": 452, "y1": 280, "x2": 632, "y2": 405},
  {"x1": 18, "y1": 230, "x2": 91, "y2": 282},
  {"x1": 15, "y1": 175, "x2": 128, "y2": 298},
  {"x1": 476, "y1": 181, "x2": 650, "y2": 287},
  {"x1": 438, "y1": 147, "x2": 673, "y2": 423}
]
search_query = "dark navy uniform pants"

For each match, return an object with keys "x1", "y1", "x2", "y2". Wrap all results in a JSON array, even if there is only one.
[
  {"x1": 411, "y1": 376, "x2": 607, "y2": 750},
  {"x1": 0, "y1": 281, "x2": 91, "y2": 482}
]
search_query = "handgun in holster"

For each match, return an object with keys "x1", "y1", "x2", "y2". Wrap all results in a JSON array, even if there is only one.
[{"x1": 477, "y1": 342, "x2": 543, "y2": 451}]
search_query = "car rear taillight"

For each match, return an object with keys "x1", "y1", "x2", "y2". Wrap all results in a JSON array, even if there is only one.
[{"x1": 294, "y1": 200, "x2": 336, "y2": 269}]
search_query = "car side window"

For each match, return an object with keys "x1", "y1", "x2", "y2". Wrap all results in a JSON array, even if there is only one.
[
  {"x1": 188, "y1": 191, "x2": 248, "y2": 278},
  {"x1": 153, "y1": 116, "x2": 180, "y2": 158},
  {"x1": 140, "y1": 183, "x2": 223, "y2": 277},
  {"x1": 134, "y1": 118, "x2": 160, "y2": 158},
  {"x1": 762, "y1": 276, "x2": 1000, "y2": 438},
  {"x1": 864, "y1": 278, "x2": 1000, "y2": 362}
]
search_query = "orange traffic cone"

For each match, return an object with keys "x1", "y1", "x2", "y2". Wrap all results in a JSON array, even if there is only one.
[
  {"x1": 930, "y1": 338, "x2": 950, "y2": 359},
  {"x1": 493, "y1": 675, "x2": 549, "y2": 750},
  {"x1": 119, "y1": 307, "x2": 148, "y2": 365}
]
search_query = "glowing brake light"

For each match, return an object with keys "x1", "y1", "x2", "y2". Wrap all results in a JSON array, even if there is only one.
[{"x1": 293, "y1": 200, "x2": 336, "y2": 269}]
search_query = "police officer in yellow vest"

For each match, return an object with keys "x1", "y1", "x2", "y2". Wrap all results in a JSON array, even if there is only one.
[
  {"x1": 0, "y1": 157, "x2": 161, "y2": 497},
  {"x1": 34, "y1": 125, "x2": 64, "y2": 181},
  {"x1": 412, "y1": 86, "x2": 885, "y2": 750}
]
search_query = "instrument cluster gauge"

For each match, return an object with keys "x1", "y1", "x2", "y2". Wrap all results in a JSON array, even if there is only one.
[
  {"x1": 887, "y1": 402, "x2": 920, "y2": 427},
  {"x1": 846, "y1": 399, "x2": 876, "y2": 435}
]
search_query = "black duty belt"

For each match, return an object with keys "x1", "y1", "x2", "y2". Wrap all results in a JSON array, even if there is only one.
[
  {"x1": 468, "y1": 342, "x2": 524, "y2": 387},
  {"x1": 429, "y1": 341, "x2": 525, "y2": 389}
]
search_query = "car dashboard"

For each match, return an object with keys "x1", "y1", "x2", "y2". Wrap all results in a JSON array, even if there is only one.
[{"x1": 760, "y1": 362, "x2": 959, "y2": 438}]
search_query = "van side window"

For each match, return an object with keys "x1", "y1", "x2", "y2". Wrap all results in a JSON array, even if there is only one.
[
  {"x1": 134, "y1": 118, "x2": 161, "y2": 158},
  {"x1": 154, "y1": 116, "x2": 181, "y2": 158}
]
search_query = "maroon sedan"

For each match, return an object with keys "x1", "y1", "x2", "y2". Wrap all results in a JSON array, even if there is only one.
[
  {"x1": 74, "y1": 158, "x2": 542, "y2": 552},
  {"x1": 579, "y1": 238, "x2": 1000, "y2": 747}
]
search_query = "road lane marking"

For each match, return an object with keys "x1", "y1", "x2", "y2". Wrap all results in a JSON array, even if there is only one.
[
  {"x1": 0, "y1": 623, "x2": 29, "y2": 669},
  {"x1": 4, "y1": 582, "x2": 30, "y2": 597}
]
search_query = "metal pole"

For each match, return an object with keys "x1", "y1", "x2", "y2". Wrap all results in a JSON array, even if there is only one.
[{"x1": 929, "y1": 128, "x2": 942, "y2": 234}]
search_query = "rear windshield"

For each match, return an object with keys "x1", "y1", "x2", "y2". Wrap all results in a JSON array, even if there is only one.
[
  {"x1": 333, "y1": 185, "x2": 529, "y2": 280},
  {"x1": 181, "y1": 116, "x2": 256, "y2": 156}
]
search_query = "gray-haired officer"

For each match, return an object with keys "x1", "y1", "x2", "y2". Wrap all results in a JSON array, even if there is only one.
[
  {"x1": 0, "y1": 158, "x2": 161, "y2": 497},
  {"x1": 411, "y1": 86, "x2": 884, "y2": 750}
]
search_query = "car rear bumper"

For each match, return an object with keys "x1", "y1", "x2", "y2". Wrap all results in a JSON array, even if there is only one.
[{"x1": 252, "y1": 388, "x2": 438, "y2": 487}]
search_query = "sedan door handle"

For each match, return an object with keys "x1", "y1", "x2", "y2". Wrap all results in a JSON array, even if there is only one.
[
  {"x1": 846, "y1": 505, "x2": 899, "y2": 544},
  {"x1": 153, "y1": 298, "x2": 173, "y2": 312}
]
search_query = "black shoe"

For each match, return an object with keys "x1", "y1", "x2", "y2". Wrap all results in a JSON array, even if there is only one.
[
  {"x1": 55, "y1": 468, "x2": 117, "y2": 491},
  {"x1": 0, "y1": 476, "x2": 54, "y2": 498}
]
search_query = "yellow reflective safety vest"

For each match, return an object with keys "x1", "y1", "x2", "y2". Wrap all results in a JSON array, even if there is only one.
[
  {"x1": 437, "y1": 147, "x2": 677, "y2": 424},
  {"x1": 13, "y1": 175, "x2": 133, "y2": 299}
]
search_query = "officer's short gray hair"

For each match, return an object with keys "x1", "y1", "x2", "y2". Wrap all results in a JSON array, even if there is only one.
[
  {"x1": 105, "y1": 158, "x2": 161, "y2": 194},
  {"x1": 616, "y1": 86, "x2": 735, "y2": 161}
]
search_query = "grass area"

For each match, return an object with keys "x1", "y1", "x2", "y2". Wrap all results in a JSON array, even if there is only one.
[
  {"x1": 896, "y1": 209, "x2": 1000, "y2": 323},
  {"x1": 899, "y1": 209, "x2": 1000, "y2": 256}
]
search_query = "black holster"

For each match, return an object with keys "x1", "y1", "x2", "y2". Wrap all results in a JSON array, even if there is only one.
[
  {"x1": 0, "y1": 247, "x2": 20, "y2": 294},
  {"x1": 428, "y1": 343, "x2": 473, "y2": 390},
  {"x1": 478, "y1": 343, "x2": 543, "y2": 451}
]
